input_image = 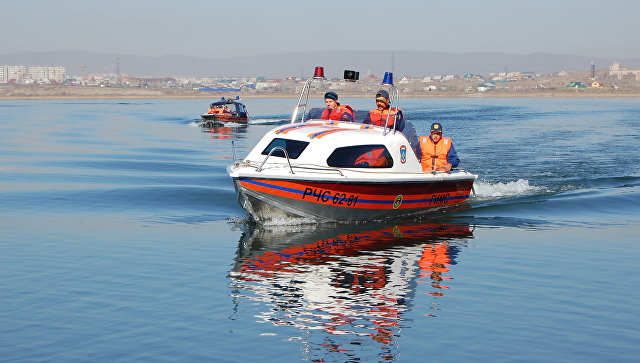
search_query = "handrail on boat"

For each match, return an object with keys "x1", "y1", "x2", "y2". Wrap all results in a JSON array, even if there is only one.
[
  {"x1": 291, "y1": 78, "x2": 314, "y2": 124},
  {"x1": 256, "y1": 146, "x2": 294, "y2": 174},
  {"x1": 291, "y1": 165, "x2": 344, "y2": 176},
  {"x1": 382, "y1": 86, "x2": 400, "y2": 136},
  {"x1": 255, "y1": 147, "x2": 344, "y2": 176},
  {"x1": 291, "y1": 68, "x2": 401, "y2": 136}
]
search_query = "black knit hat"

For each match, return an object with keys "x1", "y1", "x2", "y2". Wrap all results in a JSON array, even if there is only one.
[{"x1": 324, "y1": 91, "x2": 338, "y2": 101}]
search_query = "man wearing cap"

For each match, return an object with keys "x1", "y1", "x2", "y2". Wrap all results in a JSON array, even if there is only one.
[
  {"x1": 320, "y1": 91, "x2": 354, "y2": 122},
  {"x1": 363, "y1": 90, "x2": 405, "y2": 130},
  {"x1": 363, "y1": 89, "x2": 422, "y2": 160},
  {"x1": 419, "y1": 122, "x2": 460, "y2": 173}
]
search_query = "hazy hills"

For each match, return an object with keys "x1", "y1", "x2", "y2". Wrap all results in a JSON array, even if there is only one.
[{"x1": 3, "y1": 50, "x2": 639, "y2": 78}]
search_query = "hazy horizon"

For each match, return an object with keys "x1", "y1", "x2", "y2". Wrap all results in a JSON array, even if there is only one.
[
  {"x1": 5, "y1": 49, "x2": 638, "y2": 79},
  {"x1": 3, "y1": 0, "x2": 640, "y2": 61}
]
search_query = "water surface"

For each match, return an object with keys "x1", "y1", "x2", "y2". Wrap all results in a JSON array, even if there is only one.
[{"x1": 1, "y1": 97, "x2": 639, "y2": 362}]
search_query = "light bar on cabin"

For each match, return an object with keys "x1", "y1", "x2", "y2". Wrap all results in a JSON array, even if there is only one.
[
  {"x1": 382, "y1": 72, "x2": 394, "y2": 86},
  {"x1": 344, "y1": 70, "x2": 359, "y2": 82},
  {"x1": 313, "y1": 66, "x2": 325, "y2": 79}
]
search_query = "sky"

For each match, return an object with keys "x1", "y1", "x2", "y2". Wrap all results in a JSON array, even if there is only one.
[{"x1": 3, "y1": 0, "x2": 639, "y2": 60}]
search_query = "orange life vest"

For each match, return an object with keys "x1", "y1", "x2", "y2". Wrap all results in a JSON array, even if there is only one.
[
  {"x1": 419, "y1": 136, "x2": 452, "y2": 172},
  {"x1": 419, "y1": 244, "x2": 451, "y2": 290},
  {"x1": 368, "y1": 107, "x2": 401, "y2": 128},
  {"x1": 419, "y1": 244, "x2": 451, "y2": 273},
  {"x1": 354, "y1": 147, "x2": 388, "y2": 167},
  {"x1": 321, "y1": 105, "x2": 354, "y2": 121},
  {"x1": 207, "y1": 108, "x2": 216, "y2": 114}
]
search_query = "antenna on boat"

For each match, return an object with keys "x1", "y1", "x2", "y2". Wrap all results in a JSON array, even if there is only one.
[{"x1": 380, "y1": 72, "x2": 400, "y2": 135}]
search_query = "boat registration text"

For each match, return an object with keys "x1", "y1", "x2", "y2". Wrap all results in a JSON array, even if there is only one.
[{"x1": 302, "y1": 187, "x2": 359, "y2": 206}]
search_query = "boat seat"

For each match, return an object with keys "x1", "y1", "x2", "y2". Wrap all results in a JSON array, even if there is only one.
[
  {"x1": 353, "y1": 110, "x2": 368, "y2": 123},
  {"x1": 307, "y1": 107, "x2": 323, "y2": 120}
]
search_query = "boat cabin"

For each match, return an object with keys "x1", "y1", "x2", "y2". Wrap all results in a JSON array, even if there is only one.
[
  {"x1": 207, "y1": 97, "x2": 248, "y2": 117},
  {"x1": 228, "y1": 67, "x2": 476, "y2": 222},
  {"x1": 244, "y1": 119, "x2": 424, "y2": 176}
]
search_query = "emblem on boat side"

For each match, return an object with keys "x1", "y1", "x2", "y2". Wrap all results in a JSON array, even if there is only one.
[
  {"x1": 400, "y1": 145, "x2": 407, "y2": 164},
  {"x1": 393, "y1": 225, "x2": 403, "y2": 237},
  {"x1": 393, "y1": 195, "x2": 403, "y2": 209}
]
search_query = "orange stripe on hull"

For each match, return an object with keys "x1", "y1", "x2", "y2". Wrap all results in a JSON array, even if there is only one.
[
  {"x1": 274, "y1": 123, "x2": 323, "y2": 134},
  {"x1": 308, "y1": 128, "x2": 350, "y2": 139},
  {"x1": 237, "y1": 178, "x2": 473, "y2": 210}
]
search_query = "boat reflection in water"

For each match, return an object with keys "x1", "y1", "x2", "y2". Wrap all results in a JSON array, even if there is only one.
[
  {"x1": 230, "y1": 219, "x2": 474, "y2": 361},
  {"x1": 203, "y1": 123, "x2": 248, "y2": 140}
]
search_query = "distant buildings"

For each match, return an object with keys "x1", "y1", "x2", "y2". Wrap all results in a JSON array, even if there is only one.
[
  {"x1": 0, "y1": 65, "x2": 66, "y2": 84},
  {"x1": 476, "y1": 83, "x2": 496, "y2": 92},
  {"x1": 27, "y1": 66, "x2": 66, "y2": 83},
  {"x1": 609, "y1": 61, "x2": 640, "y2": 80},
  {"x1": 0, "y1": 65, "x2": 26, "y2": 83},
  {"x1": 2, "y1": 61, "x2": 639, "y2": 94},
  {"x1": 566, "y1": 81, "x2": 587, "y2": 88}
]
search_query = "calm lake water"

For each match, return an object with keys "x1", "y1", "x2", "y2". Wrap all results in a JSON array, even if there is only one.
[{"x1": 1, "y1": 96, "x2": 639, "y2": 362}]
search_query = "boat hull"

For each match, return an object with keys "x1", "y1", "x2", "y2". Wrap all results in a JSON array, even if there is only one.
[
  {"x1": 200, "y1": 114, "x2": 249, "y2": 127},
  {"x1": 232, "y1": 177, "x2": 474, "y2": 222}
]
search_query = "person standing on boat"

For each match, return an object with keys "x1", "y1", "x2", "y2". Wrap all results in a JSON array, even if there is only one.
[
  {"x1": 321, "y1": 91, "x2": 354, "y2": 122},
  {"x1": 420, "y1": 122, "x2": 460, "y2": 173}
]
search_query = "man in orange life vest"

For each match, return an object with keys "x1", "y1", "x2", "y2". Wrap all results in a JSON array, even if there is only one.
[
  {"x1": 420, "y1": 122, "x2": 460, "y2": 173},
  {"x1": 362, "y1": 90, "x2": 404, "y2": 129},
  {"x1": 320, "y1": 92, "x2": 354, "y2": 122},
  {"x1": 362, "y1": 89, "x2": 422, "y2": 161}
]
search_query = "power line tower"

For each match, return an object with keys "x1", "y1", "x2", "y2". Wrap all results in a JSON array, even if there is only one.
[
  {"x1": 391, "y1": 52, "x2": 395, "y2": 75},
  {"x1": 116, "y1": 57, "x2": 121, "y2": 84},
  {"x1": 72, "y1": 65, "x2": 87, "y2": 83}
]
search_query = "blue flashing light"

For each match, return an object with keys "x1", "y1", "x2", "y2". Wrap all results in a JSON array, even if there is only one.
[
  {"x1": 221, "y1": 97, "x2": 225, "y2": 100},
  {"x1": 382, "y1": 72, "x2": 394, "y2": 86},
  {"x1": 236, "y1": 95, "x2": 240, "y2": 100}
]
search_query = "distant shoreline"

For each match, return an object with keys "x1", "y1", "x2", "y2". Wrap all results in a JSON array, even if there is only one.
[{"x1": 1, "y1": 85, "x2": 639, "y2": 100}]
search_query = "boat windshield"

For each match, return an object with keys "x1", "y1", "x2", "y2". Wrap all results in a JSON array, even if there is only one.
[
  {"x1": 261, "y1": 138, "x2": 309, "y2": 159},
  {"x1": 305, "y1": 108, "x2": 369, "y2": 123},
  {"x1": 327, "y1": 145, "x2": 393, "y2": 168},
  {"x1": 235, "y1": 103, "x2": 246, "y2": 113}
]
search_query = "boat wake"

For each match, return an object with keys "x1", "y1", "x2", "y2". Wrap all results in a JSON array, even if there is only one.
[
  {"x1": 473, "y1": 179, "x2": 543, "y2": 199},
  {"x1": 238, "y1": 214, "x2": 324, "y2": 227},
  {"x1": 248, "y1": 118, "x2": 289, "y2": 125},
  {"x1": 462, "y1": 175, "x2": 640, "y2": 227}
]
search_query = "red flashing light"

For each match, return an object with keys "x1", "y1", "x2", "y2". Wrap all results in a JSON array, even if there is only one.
[{"x1": 313, "y1": 66, "x2": 325, "y2": 79}]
